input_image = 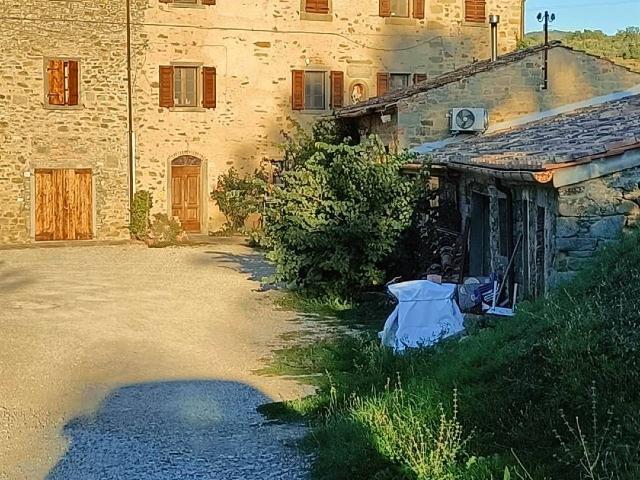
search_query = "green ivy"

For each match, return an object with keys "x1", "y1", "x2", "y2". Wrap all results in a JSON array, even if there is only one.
[{"x1": 129, "y1": 190, "x2": 153, "y2": 240}]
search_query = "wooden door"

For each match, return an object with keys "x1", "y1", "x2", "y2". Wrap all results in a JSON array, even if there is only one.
[
  {"x1": 171, "y1": 165, "x2": 201, "y2": 232},
  {"x1": 35, "y1": 169, "x2": 93, "y2": 241}
]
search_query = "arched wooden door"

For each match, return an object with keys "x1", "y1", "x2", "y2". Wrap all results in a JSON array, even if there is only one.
[{"x1": 171, "y1": 156, "x2": 201, "y2": 232}]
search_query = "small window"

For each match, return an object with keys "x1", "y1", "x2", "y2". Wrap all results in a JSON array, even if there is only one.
[
  {"x1": 389, "y1": 73, "x2": 410, "y2": 91},
  {"x1": 45, "y1": 59, "x2": 80, "y2": 107},
  {"x1": 465, "y1": 0, "x2": 486, "y2": 23},
  {"x1": 304, "y1": 71, "x2": 326, "y2": 110},
  {"x1": 174, "y1": 66, "x2": 198, "y2": 107},
  {"x1": 390, "y1": 0, "x2": 409, "y2": 17},
  {"x1": 305, "y1": 0, "x2": 330, "y2": 14},
  {"x1": 159, "y1": 65, "x2": 216, "y2": 109}
]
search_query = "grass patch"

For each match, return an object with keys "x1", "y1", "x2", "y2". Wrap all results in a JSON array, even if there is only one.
[{"x1": 265, "y1": 231, "x2": 640, "y2": 479}]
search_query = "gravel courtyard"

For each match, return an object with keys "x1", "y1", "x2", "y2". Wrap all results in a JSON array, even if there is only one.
[{"x1": 0, "y1": 242, "x2": 313, "y2": 479}]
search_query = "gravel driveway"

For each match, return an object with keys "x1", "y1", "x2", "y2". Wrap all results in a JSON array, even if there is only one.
[{"x1": 0, "y1": 242, "x2": 313, "y2": 479}]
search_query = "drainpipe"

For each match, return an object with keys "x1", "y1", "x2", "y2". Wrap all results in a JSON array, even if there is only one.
[
  {"x1": 520, "y1": 0, "x2": 526, "y2": 42},
  {"x1": 126, "y1": 0, "x2": 136, "y2": 211},
  {"x1": 489, "y1": 15, "x2": 500, "y2": 61}
]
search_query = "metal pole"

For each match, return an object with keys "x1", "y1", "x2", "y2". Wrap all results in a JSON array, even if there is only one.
[
  {"x1": 489, "y1": 15, "x2": 500, "y2": 62},
  {"x1": 126, "y1": 0, "x2": 135, "y2": 210}
]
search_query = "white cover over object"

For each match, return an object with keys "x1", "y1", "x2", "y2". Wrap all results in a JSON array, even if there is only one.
[{"x1": 380, "y1": 280, "x2": 465, "y2": 353}]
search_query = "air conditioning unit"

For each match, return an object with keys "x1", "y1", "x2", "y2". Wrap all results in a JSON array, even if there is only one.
[{"x1": 449, "y1": 108, "x2": 488, "y2": 133}]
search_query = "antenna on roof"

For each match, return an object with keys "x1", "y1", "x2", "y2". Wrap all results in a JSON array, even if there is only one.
[{"x1": 537, "y1": 11, "x2": 556, "y2": 90}]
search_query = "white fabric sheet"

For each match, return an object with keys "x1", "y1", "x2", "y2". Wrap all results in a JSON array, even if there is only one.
[{"x1": 379, "y1": 280, "x2": 465, "y2": 353}]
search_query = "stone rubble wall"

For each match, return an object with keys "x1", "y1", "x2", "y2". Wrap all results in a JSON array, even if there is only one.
[
  {"x1": 133, "y1": 0, "x2": 523, "y2": 232},
  {"x1": 0, "y1": 0, "x2": 524, "y2": 243},
  {"x1": 396, "y1": 47, "x2": 640, "y2": 149},
  {"x1": 0, "y1": 0, "x2": 150, "y2": 243},
  {"x1": 554, "y1": 166, "x2": 640, "y2": 283}
]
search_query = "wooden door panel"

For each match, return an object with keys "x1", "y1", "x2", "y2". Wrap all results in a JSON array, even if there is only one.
[
  {"x1": 35, "y1": 168, "x2": 93, "y2": 241},
  {"x1": 171, "y1": 175, "x2": 183, "y2": 218},
  {"x1": 171, "y1": 165, "x2": 201, "y2": 232},
  {"x1": 35, "y1": 170, "x2": 55, "y2": 241},
  {"x1": 74, "y1": 170, "x2": 93, "y2": 240}
]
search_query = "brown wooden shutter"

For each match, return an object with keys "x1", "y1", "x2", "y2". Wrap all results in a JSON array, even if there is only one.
[
  {"x1": 413, "y1": 73, "x2": 427, "y2": 84},
  {"x1": 292, "y1": 70, "x2": 305, "y2": 111},
  {"x1": 159, "y1": 66, "x2": 174, "y2": 108},
  {"x1": 413, "y1": 0, "x2": 425, "y2": 18},
  {"x1": 202, "y1": 0, "x2": 216, "y2": 5},
  {"x1": 306, "y1": 0, "x2": 329, "y2": 14},
  {"x1": 379, "y1": 0, "x2": 391, "y2": 17},
  {"x1": 330, "y1": 71, "x2": 344, "y2": 109},
  {"x1": 47, "y1": 60, "x2": 65, "y2": 106},
  {"x1": 377, "y1": 72, "x2": 389, "y2": 97},
  {"x1": 67, "y1": 60, "x2": 79, "y2": 106},
  {"x1": 202, "y1": 67, "x2": 217, "y2": 109},
  {"x1": 465, "y1": 0, "x2": 486, "y2": 22}
]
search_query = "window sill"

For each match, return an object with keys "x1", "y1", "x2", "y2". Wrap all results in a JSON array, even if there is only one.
[
  {"x1": 384, "y1": 16, "x2": 416, "y2": 25},
  {"x1": 43, "y1": 104, "x2": 84, "y2": 111},
  {"x1": 295, "y1": 109, "x2": 329, "y2": 115},
  {"x1": 169, "y1": 3, "x2": 206, "y2": 9},
  {"x1": 300, "y1": 11, "x2": 333, "y2": 22},
  {"x1": 462, "y1": 20, "x2": 488, "y2": 27},
  {"x1": 169, "y1": 106, "x2": 208, "y2": 112}
]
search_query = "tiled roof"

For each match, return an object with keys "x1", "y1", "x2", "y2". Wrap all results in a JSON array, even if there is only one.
[
  {"x1": 334, "y1": 42, "x2": 637, "y2": 119},
  {"x1": 425, "y1": 94, "x2": 640, "y2": 171}
]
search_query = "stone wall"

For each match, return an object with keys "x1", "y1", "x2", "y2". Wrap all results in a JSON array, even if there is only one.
[
  {"x1": 452, "y1": 173, "x2": 556, "y2": 297},
  {"x1": 554, "y1": 165, "x2": 640, "y2": 284},
  {"x1": 131, "y1": 0, "x2": 524, "y2": 232},
  {"x1": 0, "y1": 0, "x2": 524, "y2": 243},
  {"x1": 395, "y1": 47, "x2": 640, "y2": 149},
  {"x1": 0, "y1": 0, "x2": 147, "y2": 244}
]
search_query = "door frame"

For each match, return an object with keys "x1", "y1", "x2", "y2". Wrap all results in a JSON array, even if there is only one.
[
  {"x1": 166, "y1": 153, "x2": 208, "y2": 234},
  {"x1": 29, "y1": 168, "x2": 97, "y2": 242}
]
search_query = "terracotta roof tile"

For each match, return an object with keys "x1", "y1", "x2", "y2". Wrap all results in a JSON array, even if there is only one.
[{"x1": 426, "y1": 94, "x2": 640, "y2": 171}]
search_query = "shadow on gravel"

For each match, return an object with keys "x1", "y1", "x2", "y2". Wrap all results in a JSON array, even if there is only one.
[
  {"x1": 46, "y1": 380, "x2": 309, "y2": 480},
  {"x1": 201, "y1": 250, "x2": 275, "y2": 284},
  {"x1": 0, "y1": 262, "x2": 35, "y2": 293}
]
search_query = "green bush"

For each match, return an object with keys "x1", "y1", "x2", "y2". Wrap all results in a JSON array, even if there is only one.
[
  {"x1": 211, "y1": 167, "x2": 268, "y2": 233},
  {"x1": 262, "y1": 123, "x2": 427, "y2": 296},
  {"x1": 147, "y1": 213, "x2": 184, "y2": 247},
  {"x1": 129, "y1": 190, "x2": 153, "y2": 240}
]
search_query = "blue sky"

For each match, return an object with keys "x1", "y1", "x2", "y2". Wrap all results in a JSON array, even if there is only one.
[{"x1": 525, "y1": 0, "x2": 640, "y2": 34}]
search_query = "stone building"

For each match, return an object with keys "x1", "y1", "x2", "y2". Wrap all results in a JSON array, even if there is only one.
[
  {"x1": 0, "y1": 0, "x2": 526, "y2": 244},
  {"x1": 424, "y1": 93, "x2": 640, "y2": 297},
  {"x1": 0, "y1": 1, "x2": 139, "y2": 244},
  {"x1": 334, "y1": 43, "x2": 640, "y2": 151}
]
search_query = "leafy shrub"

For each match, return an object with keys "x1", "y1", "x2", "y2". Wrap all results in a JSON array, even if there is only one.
[
  {"x1": 147, "y1": 213, "x2": 185, "y2": 247},
  {"x1": 130, "y1": 190, "x2": 153, "y2": 240},
  {"x1": 211, "y1": 167, "x2": 268, "y2": 232},
  {"x1": 262, "y1": 124, "x2": 427, "y2": 296}
]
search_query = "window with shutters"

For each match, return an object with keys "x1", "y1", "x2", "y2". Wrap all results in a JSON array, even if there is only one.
[
  {"x1": 291, "y1": 70, "x2": 333, "y2": 111},
  {"x1": 174, "y1": 66, "x2": 198, "y2": 107},
  {"x1": 390, "y1": 73, "x2": 410, "y2": 91},
  {"x1": 391, "y1": 0, "x2": 409, "y2": 17},
  {"x1": 304, "y1": 72, "x2": 326, "y2": 110},
  {"x1": 303, "y1": 0, "x2": 330, "y2": 14},
  {"x1": 44, "y1": 58, "x2": 80, "y2": 108},
  {"x1": 380, "y1": 0, "x2": 425, "y2": 19},
  {"x1": 159, "y1": 64, "x2": 217, "y2": 110},
  {"x1": 465, "y1": 0, "x2": 486, "y2": 23}
]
